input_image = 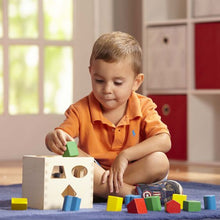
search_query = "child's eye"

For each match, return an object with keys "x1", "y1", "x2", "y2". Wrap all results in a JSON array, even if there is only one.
[
  {"x1": 114, "y1": 81, "x2": 123, "y2": 86},
  {"x1": 95, "y1": 79, "x2": 104, "y2": 84}
]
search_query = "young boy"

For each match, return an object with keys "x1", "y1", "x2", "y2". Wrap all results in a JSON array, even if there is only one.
[{"x1": 45, "y1": 31, "x2": 182, "y2": 204}]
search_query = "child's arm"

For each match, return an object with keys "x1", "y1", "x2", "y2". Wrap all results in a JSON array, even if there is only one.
[
  {"x1": 45, "y1": 129, "x2": 74, "y2": 155},
  {"x1": 106, "y1": 133, "x2": 171, "y2": 193}
]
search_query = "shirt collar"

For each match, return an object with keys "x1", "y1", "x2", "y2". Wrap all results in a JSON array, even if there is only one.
[{"x1": 88, "y1": 91, "x2": 142, "y2": 125}]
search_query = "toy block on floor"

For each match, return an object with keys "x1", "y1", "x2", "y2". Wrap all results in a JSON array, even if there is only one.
[
  {"x1": 144, "y1": 196, "x2": 161, "y2": 211},
  {"x1": 127, "y1": 198, "x2": 148, "y2": 214},
  {"x1": 172, "y1": 194, "x2": 187, "y2": 209},
  {"x1": 125, "y1": 194, "x2": 141, "y2": 206},
  {"x1": 204, "y1": 195, "x2": 216, "y2": 210},
  {"x1": 106, "y1": 195, "x2": 123, "y2": 212},
  {"x1": 165, "y1": 200, "x2": 181, "y2": 213},
  {"x1": 63, "y1": 141, "x2": 79, "y2": 157},
  {"x1": 22, "y1": 155, "x2": 94, "y2": 210},
  {"x1": 62, "y1": 195, "x2": 73, "y2": 211},
  {"x1": 11, "y1": 198, "x2": 28, "y2": 210},
  {"x1": 71, "y1": 196, "x2": 81, "y2": 211},
  {"x1": 62, "y1": 195, "x2": 81, "y2": 211},
  {"x1": 183, "y1": 200, "x2": 201, "y2": 212}
]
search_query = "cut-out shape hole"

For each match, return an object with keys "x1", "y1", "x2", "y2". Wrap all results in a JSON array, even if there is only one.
[
  {"x1": 62, "y1": 185, "x2": 77, "y2": 197},
  {"x1": 51, "y1": 166, "x2": 66, "y2": 178},
  {"x1": 72, "y1": 166, "x2": 88, "y2": 178}
]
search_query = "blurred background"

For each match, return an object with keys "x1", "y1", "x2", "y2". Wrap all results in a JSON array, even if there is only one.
[{"x1": 0, "y1": 0, "x2": 220, "y2": 165}]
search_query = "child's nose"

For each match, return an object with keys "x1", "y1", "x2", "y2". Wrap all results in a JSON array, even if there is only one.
[{"x1": 103, "y1": 83, "x2": 112, "y2": 93}]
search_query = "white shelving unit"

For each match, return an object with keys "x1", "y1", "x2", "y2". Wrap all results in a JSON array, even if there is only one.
[{"x1": 142, "y1": 0, "x2": 220, "y2": 163}]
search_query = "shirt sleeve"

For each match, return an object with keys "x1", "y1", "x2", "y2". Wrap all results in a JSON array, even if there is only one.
[
  {"x1": 141, "y1": 98, "x2": 170, "y2": 138},
  {"x1": 55, "y1": 104, "x2": 80, "y2": 138}
]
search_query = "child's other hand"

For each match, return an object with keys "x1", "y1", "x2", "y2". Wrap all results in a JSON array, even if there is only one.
[
  {"x1": 45, "y1": 129, "x2": 74, "y2": 155},
  {"x1": 108, "y1": 152, "x2": 129, "y2": 194}
]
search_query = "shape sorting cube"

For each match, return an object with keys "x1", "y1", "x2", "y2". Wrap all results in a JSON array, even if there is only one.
[
  {"x1": 165, "y1": 200, "x2": 181, "y2": 213},
  {"x1": 183, "y1": 200, "x2": 201, "y2": 212},
  {"x1": 204, "y1": 195, "x2": 216, "y2": 210},
  {"x1": 127, "y1": 198, "x2": 147, "y2": 214},
  {"x1": 172, "y1": 194, "x2": 187, "y2": 209},
  {"x1": 106, "y1": 195, "x2": 123, "y2": 212},
  {"x1": 63, "y1": 141, "x2": 79, "y2": 157},
  {"x1": 125, "y1": 195, "x2": 141, "y2": 206},
  {"x1": 22, "y1": 155, "x2": 94, "y2": 210},
  {"x1": 144, "y1": 196, "x2": 161, "y2": 211},
  {"x1": 11, "y1": 198, "x2": 28, "y2": 210}
]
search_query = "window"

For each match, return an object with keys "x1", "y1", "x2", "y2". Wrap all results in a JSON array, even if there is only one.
[{"x1": 0, "y1": 0, "x2": 73, "y2": 114}]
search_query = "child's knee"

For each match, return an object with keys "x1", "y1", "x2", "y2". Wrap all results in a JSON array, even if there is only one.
[{"x1": 149, "y1": 152, "x2": 169, "y2": 176}]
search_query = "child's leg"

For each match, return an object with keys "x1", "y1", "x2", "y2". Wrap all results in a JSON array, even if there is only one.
[
  {"x1": 94, "y1": 151, "x2": 169, "y2": 199},
  {"x1": 123, "y1": 151, "x2": 169, "y2": 185},
  {"x1": 77, "y1": 148, "x2": 177, "y2": 200},
  {"x1": 77, "y1": 148, "x2": 136, "y2": 198},
  {"x1": 93, "y1": 162, "x2": 136, "y2": 198}
]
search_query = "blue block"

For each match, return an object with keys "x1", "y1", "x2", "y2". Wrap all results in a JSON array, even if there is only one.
[
  {"x1": 62, "y1": 196, "x2": 81, "y2": 211},
  {"x1": 125, "y1": 195, "x2": 141, "y2": 206},
  {"x1": 204, "y1": 195, "x2": 216, "y2": 210},
  {"x1": 62, "y1": 196, "x2": 73, "y2": 211},
  {"x1": 71, "y1": 197, "x2": 81, "y2": 211}
]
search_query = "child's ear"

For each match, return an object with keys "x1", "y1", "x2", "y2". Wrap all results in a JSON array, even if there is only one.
[{"x1": 133, "y1": 73, "x2": 144, "y2": 91}]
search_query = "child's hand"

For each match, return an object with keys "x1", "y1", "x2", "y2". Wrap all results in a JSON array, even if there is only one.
[
  {"x1": 45, "y1": 129, "x2": 74, "y2": 155},
  {"x1": 103, "y1": 153, "x2": 129, "y2": 194}
]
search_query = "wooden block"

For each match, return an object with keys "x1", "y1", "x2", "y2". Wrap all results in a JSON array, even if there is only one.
[
  {"x1": 127, "y1": 198, "x2": 147, "y2": 214},
  {"x1": 63, "y1": 141, "x2": 79, "y2": 157},
  {"x1": 106, "y1": 195, "x2": 123, "y2": 212},
  {"x1": 125, "y1": 194, "x2": 141, "y2": 206},
  {"x1": 22, "y1": 155, "x2": 94, "y2": 209},
  {"x1": 172, "y1": 194, "x2": 187, "y2": 209},
  {"x1": 165, "y1": 200, "x2": 181, "y2": 213},
  {"x1": 71, "y1": 196, "x2": 81, "y2": 211},
  {"x1": 144, "y1": 196, "x2": 161, "y2": 211},
  {"x1": 62, "y1": 195, "x2": 73, "y2": 211},
  {"x1": 183, "y1": 200, "x2": 201, "y2": 212},
  {"x1": 204, "y1": 195, "x2": 216, "y2": 210},
  {"x1": 11, "y1": 198, "x2": 28, "y2": 210}
]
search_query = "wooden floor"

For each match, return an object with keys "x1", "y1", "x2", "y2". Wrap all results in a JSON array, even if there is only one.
[{"x1": 0, "y1": 160, "x2": 220, "y2": 185}]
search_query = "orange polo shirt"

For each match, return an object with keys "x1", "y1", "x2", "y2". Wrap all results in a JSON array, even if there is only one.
[{"x1": 57, "y1": 92, "x2": 169, "y2": 169}]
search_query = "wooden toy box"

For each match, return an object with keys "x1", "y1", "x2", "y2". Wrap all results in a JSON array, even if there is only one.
[{"x1": 22, "y1": 155, "x2": 94, "y2": 210}]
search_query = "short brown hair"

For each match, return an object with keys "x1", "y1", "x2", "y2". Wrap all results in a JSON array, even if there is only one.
[{"x1": 89, "y1": 31, "x2": 142, "y2": 74}]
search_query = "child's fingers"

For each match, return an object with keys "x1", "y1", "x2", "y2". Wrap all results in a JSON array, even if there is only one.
[
  {"x1": 101, "y1": 170, "x2": 109, "y2": 184},
  {"x1": 108, "y1": 171, "x2": 114, "y2": 193},
  {"x1": 114, "y1": 173, "x2": 120, "y2": 193},
  {"x1": 117, "y1": 171, "x2": 124, "y2": 188},
  {"x1": 51, "y1": 141, "x2": 65, "y2": 155}
]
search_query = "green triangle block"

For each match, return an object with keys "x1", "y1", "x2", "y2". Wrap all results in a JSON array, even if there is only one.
[
  {"x1": 183, "y1": 200, "x2": 201, "y2": 212},
  {"x1": 63, "y1": 141, "x2": 79, "y2": 157},
  {"x1": 144, "y1": 196, "x2": 161, "y2": 211}
]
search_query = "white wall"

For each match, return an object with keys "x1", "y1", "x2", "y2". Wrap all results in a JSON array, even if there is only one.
[{"x1": 0, "y1": 0, "x2": 114, "y2": 161}]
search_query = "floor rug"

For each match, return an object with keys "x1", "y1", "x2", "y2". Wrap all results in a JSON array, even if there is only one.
[{"x1": 0, "y1": 181, "x2": 220, "y2": 219}]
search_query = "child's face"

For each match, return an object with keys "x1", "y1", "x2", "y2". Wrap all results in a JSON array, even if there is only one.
[{"x1": 89, "y1": 58, "x2": 143, "y2": 113}]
